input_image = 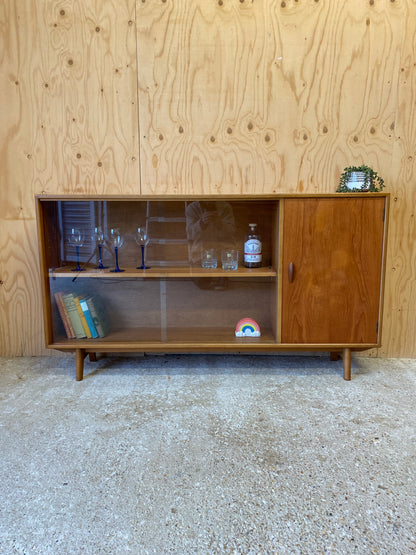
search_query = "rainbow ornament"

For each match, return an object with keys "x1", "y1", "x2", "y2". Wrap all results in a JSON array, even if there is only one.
[{"x1": 235, "y1": 318, "x2": 261, "y2": 337}]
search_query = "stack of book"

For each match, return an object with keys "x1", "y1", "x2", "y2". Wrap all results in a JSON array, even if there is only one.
[{"x1": 54, "y1": 292, "x2": 110, "y2": 339}]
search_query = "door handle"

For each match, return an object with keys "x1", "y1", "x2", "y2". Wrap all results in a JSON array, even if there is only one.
[{"x1": 288, "y1": 262, "x2": 294, "y2": 283}]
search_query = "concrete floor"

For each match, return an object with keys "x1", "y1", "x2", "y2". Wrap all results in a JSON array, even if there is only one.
[{"x1": 0, "y1": 354, "x2": 415, "y2": 554}]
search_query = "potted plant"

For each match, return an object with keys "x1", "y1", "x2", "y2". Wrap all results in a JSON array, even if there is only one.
[{"x1": 337, "y1": 165, "x2": 385, "y2": 192}]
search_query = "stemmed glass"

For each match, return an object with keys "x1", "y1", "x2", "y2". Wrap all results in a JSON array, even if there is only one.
[
  {"x1": 68, "y1": 228, "x2": 85, "y2": 272},
  {"x1": 92, "y1": 226, "x2": 108, "y2": 269},
  {"x1": 135, "y1": 227, "x2": 150, "y2": 269},
  {"x1": 109, "y1": 228, "x2": 125, "y2": 273}
]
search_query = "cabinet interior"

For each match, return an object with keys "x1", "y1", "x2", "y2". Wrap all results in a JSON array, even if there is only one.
[{"x1": 40, "y1": 198, "x2": 280, "y2": 347}]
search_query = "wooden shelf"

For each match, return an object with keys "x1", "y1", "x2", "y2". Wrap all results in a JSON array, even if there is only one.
[
  {"x1": 49, "y1": 265, "x2": 277, "y2": 279},
  {"x1": 50, "y1": 326, "x2": 277, "y2": 349}
]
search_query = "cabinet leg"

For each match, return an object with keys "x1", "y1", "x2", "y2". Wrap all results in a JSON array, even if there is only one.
[
  {"x1": 330, "y1": 352, "x2": 340, "y2": 361},
  {"x1": 89, "y1": 352, "x2": 97, "y2": 362},
  {"x1": 342, "y1": 348, "x2": 351, "y2": 381},
  {"x1": 75, "y1": 348, "x2": 86, "y2": 381}
]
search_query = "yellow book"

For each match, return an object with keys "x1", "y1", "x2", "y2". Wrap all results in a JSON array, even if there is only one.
[{"x1": 73, "y1": 295, "x2": 92, "y2": 338}]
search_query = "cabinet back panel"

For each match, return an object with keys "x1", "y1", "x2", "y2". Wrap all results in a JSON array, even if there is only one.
[{"x1": 165, "y1": 279, "x2": 274, "y2": 331}]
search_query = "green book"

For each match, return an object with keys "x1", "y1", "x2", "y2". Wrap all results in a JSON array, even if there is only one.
[{"x1": 62, "y1": 293, "x2": 87, "y2": 339}]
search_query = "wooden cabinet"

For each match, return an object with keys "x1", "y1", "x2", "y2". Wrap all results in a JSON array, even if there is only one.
[{"x1": 36, "y1": 194, "x2": 388, "y2": 381}]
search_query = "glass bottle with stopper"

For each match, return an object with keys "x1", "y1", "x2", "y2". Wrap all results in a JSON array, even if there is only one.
[{"x1": 244, "y1": 223, "x2": 262, "y2": 268}]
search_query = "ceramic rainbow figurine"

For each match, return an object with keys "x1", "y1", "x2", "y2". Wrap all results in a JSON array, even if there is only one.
[{"x1": 235, "y1": 318, "x2": 261, "y2": 337}]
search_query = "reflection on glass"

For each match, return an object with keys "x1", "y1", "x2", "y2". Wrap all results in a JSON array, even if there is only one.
[
  {"x1": 135, "y1": 226, "x2": 150, "y2": 269},
  {"x1": 92, "y1": 226, "x2": 108, "y2": 269},
  {"x1": 68, "y1": 228, "x2": 85, "y2": 272},
  {"x1": 109, "y1": 228, "x2": 125, "y2": 273},
  {"x1": 186, "y1": 201, "x2": 236, "y2": 266}
]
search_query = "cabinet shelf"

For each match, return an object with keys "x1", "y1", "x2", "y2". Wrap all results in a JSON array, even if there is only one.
[
  {"x1": 49, "y1": 265, "x2": 277, "y2": 279},
  {"x1": 50, "y1": 326, "x2": 277, "y2": 348}
]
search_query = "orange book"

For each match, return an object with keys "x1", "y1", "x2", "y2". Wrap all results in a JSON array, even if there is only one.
[
  {"x1": 54, "y1": 292, "x2": 75, "y2": 338},
  {"x1": 58, "y1": 292, "x2": 76, "y2": 337}
]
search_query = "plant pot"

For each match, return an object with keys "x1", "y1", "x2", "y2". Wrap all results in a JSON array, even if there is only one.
[{"x1": 345, "y1": 171, "x2": 369, "y2": 191}]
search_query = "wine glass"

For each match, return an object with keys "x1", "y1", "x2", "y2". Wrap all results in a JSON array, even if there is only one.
[
  {"x1": 135, "y1": 226, "x2": 150, "y2": 269},
  {"x1": 109, "y1": 228, "x2": 125, "y2": 273},
  {"x1": 68, "y1": 228, "x2": 85, "y2": 271},
  {"x1": 92, "y1": 226, "x2": 108, "y2": 269}
]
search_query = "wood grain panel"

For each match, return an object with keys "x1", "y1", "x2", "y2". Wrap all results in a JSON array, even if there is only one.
[
  {"x1": 0, "y1": 1, "x2": 36, "y2": 220},
  {"x1": 0, "y1": 0, "x2": 139, "y2": 221},
  {"x1": 137, "y1": 0, "x2": 402, "y2": 195},
  {"x1": 0, "y1": 219, "x2": 47, "y2": 355},
  {"x1": 281, "y1": 198, "x2": 385, "y2": 344},
  {"x1": 378, "y1": 2, "x2": 416, "y2": 357}
]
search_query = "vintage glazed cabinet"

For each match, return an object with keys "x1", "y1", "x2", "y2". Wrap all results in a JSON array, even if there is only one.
[{"x1": 36, "y1": 194, "x2": 388, "y2": 380}]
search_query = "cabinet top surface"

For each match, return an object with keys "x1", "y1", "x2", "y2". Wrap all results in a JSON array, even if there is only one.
[{"x1": 36, "y1": 192, "x2": 389, "y2": 202}]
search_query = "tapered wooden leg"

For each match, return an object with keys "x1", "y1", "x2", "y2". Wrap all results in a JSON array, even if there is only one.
[
  {"x1": 342, "y1": 348, "x2": 351, "y2": 381},
  {"x1": 330, "y1": 352, "x2": 340, "y2": 361},
  {"x1": 89, "y1": 352, "x2": 97, "y2": 362},
  {"x1": 75, "y1": 348, "x2": 86, "y2": 381}
]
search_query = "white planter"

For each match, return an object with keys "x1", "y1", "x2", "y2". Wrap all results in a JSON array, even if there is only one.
[{"x1": 345, "y1": 171, "x2": 369, "y2": 191}]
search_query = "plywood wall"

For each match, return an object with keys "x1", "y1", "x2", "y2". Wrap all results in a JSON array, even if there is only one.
[
  {"x1": 1, "y1": 0, "x2": 415, "y2": 357},
  {"x1": 0, "y1": 0, "x2": 139, "y2": 354},
  {"x1": 138, "y1": 0, "x2": 404, "y2": 195},
  {"x1": 379, "y1": 2, "x2": 416, "y2": 358}
]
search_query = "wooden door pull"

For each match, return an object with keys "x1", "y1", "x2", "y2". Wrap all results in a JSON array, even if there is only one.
[{"x1": 288, "y1": 262, "x2": 294, "y2": 283}]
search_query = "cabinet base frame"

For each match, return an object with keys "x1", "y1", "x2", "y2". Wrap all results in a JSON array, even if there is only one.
[
  {"x1": 75, "y1": 349, "x2": 86, "y2": 381},
  {"x1": 71, "y1": 346, "x2": 357, "y2": 382},
  {"x1": 342, "y1": 348, "x2": 352, "y2": 381},
  {"x1": 330, "y1": 349, "x2": 351, "y2": 380}
]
